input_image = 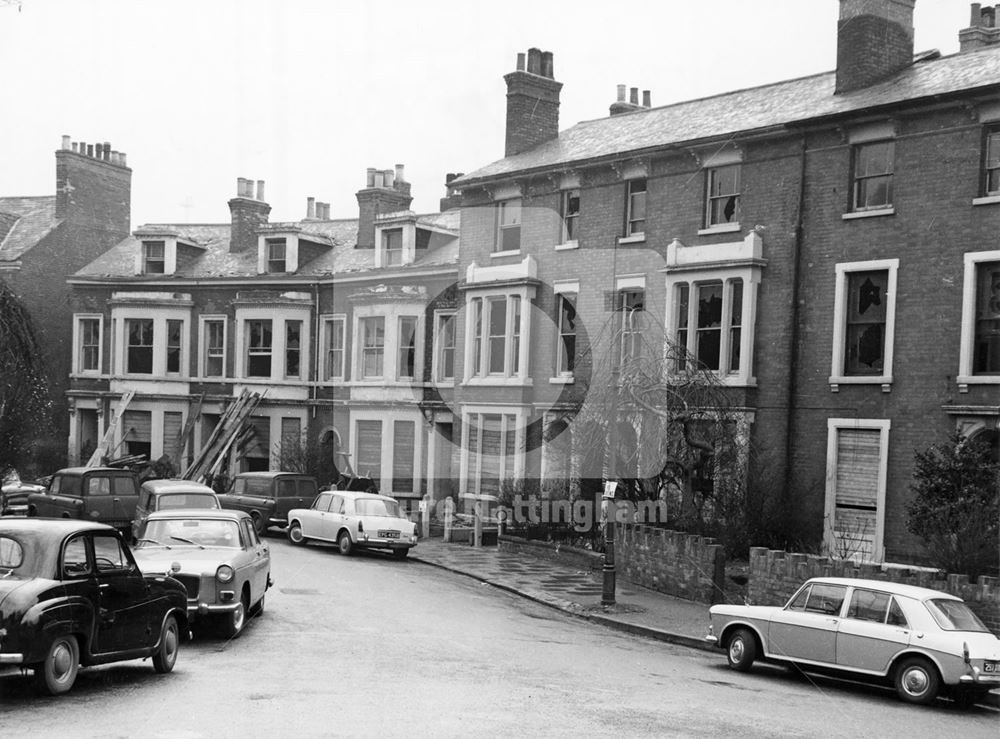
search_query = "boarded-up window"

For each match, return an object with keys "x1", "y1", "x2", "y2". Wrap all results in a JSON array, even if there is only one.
[
  {"x1": 242, "y1": 417, "x2": 271, "y2": 466},
  {"x1": 392, "y1": 421, "x2": 415, "y2": 493},
  {"x1": 163, "y1": 411, "x2": 183, "y2": 463},
  {"x1": 356, "y1": 421, "x2": 382, "y2": 489},
  {"x1": 123, "y1": 410, "x2": 151, "y2": 459},
  {"x1": 830, "y1": 428, "x2": 881, "y2": 560}
]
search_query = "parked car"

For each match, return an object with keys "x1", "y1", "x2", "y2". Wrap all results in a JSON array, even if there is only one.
[
  {"x1": 132, "y1": 509, "x2": 271, "y2": 638},
  {"x1": 286, "y1": 490, "x2": 418, "y2": 558},
  {"x1": 0, "y1": 518, "x2": 187, "y2": 695},
  {"x1": 1, "y1": 469, "x2": 46, "y2": 516},
  {"x1": 217, "y1": 471, "x2": 318, "y2": 534},
  {"x1": 706, "y1": 576, "x2": 1000, "y2": 706},
  {"x1": 132, "y1": 479, "x2": 220, "y2": 541},
  {"x1": 27, "y1": 467, "x2": 140, "y2": 535}
]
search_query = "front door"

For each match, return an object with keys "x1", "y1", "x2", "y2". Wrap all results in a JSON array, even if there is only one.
[
  {"x1": 767, "y1": 583, "x2": 847, "y2": 664},
  {"x1": 91, "y1": 532, "x2": 152, "y2": 651},
  {"x1": 836, "y1": 589, "x2": 911, "y2": 673}
]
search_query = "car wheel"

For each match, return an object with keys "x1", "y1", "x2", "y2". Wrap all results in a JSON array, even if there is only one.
[
  {"x1": 221, "y1": 590, "x2": 250, "y2": 639},
  {"x1": 152, "y1": 615, "x2": 179, "y2": 673},
  {"x1": 34, "y1": 635, "x2": 79, "y2": 695},
  {"x1": 392, "y1": 548, "x2": 409, "y2": 559},
  {"x1": 894, "y1": 657, "x2": 940, "y2": 705},
  {"x1": 250, "y1": 511, "x2": 265, "y2": 536},
  {"x1": 337, "y1": 530, "x2": 353, "y2": 556},
  {"x1": 254, "y1": 593, "x2": 265, "y2": 617},
  {"x1": 288, "y1": 522, "x2": 306, "y2": 545},
  {"x1": 725, "y1": 628, "x2": 757, "y2": 672}
]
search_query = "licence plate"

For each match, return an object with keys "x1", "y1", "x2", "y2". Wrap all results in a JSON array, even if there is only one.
[
  {"x1": 984, "y1": 661, "x2": 999, "y2": 673},
  {"x1": 378, "y1": 530, "x2": 400, "y2": 539}
]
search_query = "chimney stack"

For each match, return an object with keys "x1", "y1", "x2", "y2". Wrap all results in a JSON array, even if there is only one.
[
  {"x1": 503, "y1": 47, "x2": 563, "y2": 157},
  {"x1": 960, "y1": 3, "x2": 1000, "y2": 51},
  {"x1": 356, "y1": 165, "x2": 413, "y2": 248},
  {"x1": 229, "y1": 176, "x2": 270, "y2": 253},
  {"x1": 835, "y1": 0, "x2": 915, "y2": 94},
  {"x1": 610, "y1": 83, "x2": 651, "y2": 116},
  {"x1": 55, "y1": 134, "x2": 131, "y2": 225},
  {"x1": 440, "y1": 172, "x2": 465, "y2": 212},
  {"x1": 307, "y1": 196, "x2": 316, "y2": 219}
]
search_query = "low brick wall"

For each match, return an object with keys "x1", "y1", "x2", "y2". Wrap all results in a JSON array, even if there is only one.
[
  {"x1": 498, "y1": 535, "x2": 602, "y2": 573},
  {"x1": 616, "y1": 524, "x2": 727, "y2": 605},
  {"x1": 748, "y1": 547, "x2": 1000, "y2": 636}
]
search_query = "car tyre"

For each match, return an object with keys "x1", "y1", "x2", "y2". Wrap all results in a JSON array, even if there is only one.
[
  {"x1": 726, "y1": 628, "x2": 757, "y2": 672},
  {"x1": 337, "y1": 530, "x2": 353, "y2": 556},
  {"x1": 152, "y1": 614, "x2": 180, "y2": 673},
  {"x1": 34, "y1": 634, "x2": 79, "y2": 695},
  {"x1": 250, "y1": 511, "x2": 265, "y2": 536},
  {"x1": 392, "y1": 548, "x2": 409, "y2": 559},
  {"x1": 288, "y1": 522, "x2": 306, "y2": 545},
  {"x1": 221, "y1": 590, "x2": 249, "y2": 639},
  {"x1": 894, "y1": 657, "x2": 940, "y2": 705}
]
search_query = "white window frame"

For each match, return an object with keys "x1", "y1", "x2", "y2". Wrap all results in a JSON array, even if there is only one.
[
  {"x1": 560, "y1": 189, "x2": 580, "y2": 246},
  {"x1": 829, "y1": 259, "x2": 899, "y2": 391},
  {"x1": 142, "y1": 241, "x2": 165, "y2": 274},
  {"x1": 244, "y1": 319, "x2": 273, "y2": 379},
  {"x1": 284, "y1": 319, "x2": 303, "y2": 379},
  {"x1": 553, "y1": 284, "x2": 578, "y2": 382},
  {"x1": 73, "y1": 314, "x2": 103, "y2": 375},
  {"x1": 351, "y1": 409, "x2": 425, "y2": 497},
  {"x1": 397, "y1": 315, "x2": 418, "y2": 380},
  {"x1": 320, "y1": 315, "x2": 346, "y2": 381},
  {"x1": 704, "y1": 164, "x2": 741, "y2": 230},
  {"x1": 495, "y1": 198, "x2": 522, "y2": 254},
  {"x1": 958, "y1": 249, "x2": 1000, "y2": 390},
  {"x1": 266, "y1": 238, "x2": 287, "y2": 274},
  {"x1": 382, "y1": 228, "x2": 404, "y2": 267},
  {"x1": 823, "y1": 418, "x2": 890, "y2": 564},
  {"x1": 432, "y1": 310, "x2": 457, "y2": 384},
  {"x1": 165, "y1": 318, "x2": 184, "y2": 375},
  {"x1": 985, "y1": 125, "x2": 1000, "y2": 198},
  {"x1": 625, "y1": 178, "x2": 646, "y2": 239},
  {"x1": 463, "y1": 287, "x2": 533, "y2": 386},
  {"x1": 669, "y1": 277, "x2": 753, "y2": 383},
  {"x1": 459, "y1": 407, "x2": 527, "y2": 496},
  {"x1": 199, "y1": 316, "x2": 227, "y2": 379},
  {"x1": 358, "y1": 316, "x2": 386, "y2": 380},
  {"x1": 850, "y1": 140, "x2": 895, "y2": 215}
]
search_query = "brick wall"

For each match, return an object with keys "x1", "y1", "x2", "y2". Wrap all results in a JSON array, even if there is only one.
[
  {"x1": 616, "y1": 523, "x2": 727, "y2": 604},
  {"x1": 499, "y1": 534, "x2": 602, "y2": 573},
  {"x1": 748, "y1": 547, "x2": 1000, "y2": 636}
]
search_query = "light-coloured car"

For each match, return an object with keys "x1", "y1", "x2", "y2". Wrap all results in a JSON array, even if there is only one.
[
  {"x1": 133, "y1": 509, "x2": 271, "y2": 638},
  {"x1": 286, "y1": 490, "x2": 417, "y2": 558},
  {"x1": 706, "y1": 576, "x2": 1000, "y2": 705},
  {"x1": 132, "y1": 479, "x2": 220, "y2": 542}
]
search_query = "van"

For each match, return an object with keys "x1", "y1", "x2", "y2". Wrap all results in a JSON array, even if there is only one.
[
  {"x1": 217, "y1": 471, "x2": 318, "y2": 534},
  {"x1": 27, "y1": 467, "x2": 139, "y2": 534},
  {"x1": 132, "y1": 479, "x2": 220, "y2": 541}
]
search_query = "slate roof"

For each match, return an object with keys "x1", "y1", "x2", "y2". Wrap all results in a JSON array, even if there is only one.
[
  {"x1": 455, "y1": 46, "x2": 1000, "y2": 186},
  {"x1": 0, "y1": 196, "x2": 61, "y2": 261},
  {"x1": 73, "y1": 210, "x2": 460, "y2": 280}
]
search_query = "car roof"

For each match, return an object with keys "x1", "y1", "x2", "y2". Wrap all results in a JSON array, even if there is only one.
[
  {"x1": 805, "y1": 577, "x2": 962, "y2": 602},
  {"x1": 145, "y1": 508, "x2": 250, "y2": 522},
  {"x1": 235, "y1": 471, "x2": 311, "y2": 480},
  {"x1": 53, "y1": 466, "x2": 132, "y2": 476},
  {"x1": 332, "y1": 490, "x2": 395, "y2": 502},
  {"x1": 140, "y1": 479, "x2": 216, "y2": 494},
  {"x1": 0, "y1": 518, "x2": 115, "y2": 536}
]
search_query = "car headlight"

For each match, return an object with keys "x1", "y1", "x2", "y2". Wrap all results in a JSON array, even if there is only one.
[{"x1": 216, "y1": 565, "x2": 235, "y2": 583}]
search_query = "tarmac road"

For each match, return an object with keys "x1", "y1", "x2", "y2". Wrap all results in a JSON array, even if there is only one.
[{"x1": 1, "y1": 536, "x2": 997, "y2": 737}]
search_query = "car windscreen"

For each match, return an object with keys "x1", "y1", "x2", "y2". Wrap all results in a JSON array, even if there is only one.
[
  {"x1": 141, "y1": 518, "x2": 242, "y2": 548},
  {"x1": 924, "y1": 598, "x2": 990, "y2": 633},
  {"x1": 157, "y1": 493, "x2": 218, "y2": 510},
  {"x1": 354, "y1": 498, "x2": 400, "y2": 517}
]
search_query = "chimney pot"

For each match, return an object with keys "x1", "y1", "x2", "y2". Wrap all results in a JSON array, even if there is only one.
[
  {"x1": 384, "y1": 169, "x2": 394, "y2": 188},
  {"x1": 71, "y1": 142, "x2": 79, "y2": 153},
  {"x1": 541, "y1": 51, "x2": 554, "y2": 79},
  {"x1": 86, "y1": 144, "x2": 94, "y2": 158},
  {"x1": 121, "y1": 152, "x2": 127, "y2": 167},
  {"x1": 395, "y1": 163, "x2": 405, "y2": 183},
  {"x1": 103, "y1": 142, "x2": 111, "y2": 161},
  {"x1": 629, "y1": 87, "x2": 639, "y2": 105},
  {"x1": 971, "y1": 3, "x2": 982, "y2": 25},
  {"x1": 256, "y1": 180, "x2": 265, "y2": 202},
  {"x1": 110, "y1": 151, "x2": 118, "y2": 165},
  {"x1": 366, "y1": 167, "x2": 376, "y2": 188},
  {"x1": 617, "y1": 84, "x2": 626, "y2": 102},
  {"x1": 374, "y1": 171, "x2": 384, "y2": 188},
  {"x1": 237, "y1": 178, "x2": 246, "y2": 197},
  {"x1": 516, "y1": 52, "x2": 525, "y2": 71},
  {"x1": 642, "y1": 90, "x2": 651, "y2": 107},
  {"x1": 445, "y1": 173, "x2": 457, "y2": 184},
  {"x1": 307, "y1": 197, "x2": 316, "y2": 219},
  {"x1": 324, "y1": 203, "x2": 331, "y2": 219},
  {"x1": 527, "y1": 47, "x2": 542, "y2": 75},
  {"x1": 61, "y1": 135, "x2": 71, "y2": 150}
]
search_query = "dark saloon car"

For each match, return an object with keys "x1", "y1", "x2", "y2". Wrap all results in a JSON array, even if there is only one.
[{"x1": 0, "y1": 519, "x2": 188, "y2": 695}]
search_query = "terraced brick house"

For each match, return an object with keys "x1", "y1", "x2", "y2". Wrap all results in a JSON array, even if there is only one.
[
  {"x1": 67, "y1": 168, "x2": 459, "y2": 503},
  {"x1": 447, "y1": 0, "x2": 1000, "y2": 563}
]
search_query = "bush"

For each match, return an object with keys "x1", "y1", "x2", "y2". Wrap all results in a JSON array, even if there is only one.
[{"x1": 906, "y1": 432, "x2": 999, "y2": 579}]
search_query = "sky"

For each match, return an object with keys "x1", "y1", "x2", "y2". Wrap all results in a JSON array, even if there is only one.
[{"x1": 0, "y1": 0, "x2": 974, "y2": 229}]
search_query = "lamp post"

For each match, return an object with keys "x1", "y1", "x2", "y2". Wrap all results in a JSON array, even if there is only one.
[{"x1": 601, "y1": 480, "x2": 617, "y2": 605}]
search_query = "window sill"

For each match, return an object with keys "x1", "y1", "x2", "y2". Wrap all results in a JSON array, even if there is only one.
[
  {"x1": 548, "y1": 375, "x2": 575, "y2": 385},
  {"x1": 697, "y1": 222, "x2": 741, "y2": 235},
  {"x1": 956, "y1": 374, "x2": 1000, "y2": 393},
  {"x1": 829, "y1": 375, "x2": 893, "y2": 393},
  {"x1": 463, "y1": 376, "x2": 533, "y2": 388},
  {"x1": 842, "y1": 208, "x2": 894, "y2": 220},
  {"x1": 490, "y1": 249, "x2": 521, "y2": 259},
  {"x1": 972, "y1": 195, "x2": 1000, "y2": 207},
  {"x1": 554, "y1": 240, "x2": 579, "y2": 251},
  {"x1": 618, "y1": 234, "x2": 646, "y2": 245}
]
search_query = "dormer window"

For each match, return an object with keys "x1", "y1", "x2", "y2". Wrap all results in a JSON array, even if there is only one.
[
  {"x1": 382, "y1": 228, "x2": 403, "y2": 267},
  {"x1": 266, "y1": 238, "x2": 287, "y2": 273},
  {"x1": 142, "y1": 241, "x2": 165, "y2": 274}
]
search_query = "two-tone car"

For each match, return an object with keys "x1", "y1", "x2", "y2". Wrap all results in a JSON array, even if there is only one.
[
  {"x1": 0, "y1": 518, "x2": 187, "y2": 695},
  {"x1": 706, "y1": 576, "x2": 1000, "y2": 705},
  {"x1": 132, "y1": 478, "x2": 220, "y2": 541},
  {"x1": 132, "y1": 509, "x2": 271, "y2": 638},
  {"x1": 286, "y1": 489, "x2": 417, "y2": 558}
]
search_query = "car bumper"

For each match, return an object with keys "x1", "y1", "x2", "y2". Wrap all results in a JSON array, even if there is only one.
[
  {"x1": 188, "y1": 592, "x2": 241, "y2": 617},
  {"x1": 358, "y1": 536, "x2": 417, "y2": 549},
  {"x1": 958, "y1": 669, "x2": 1000, "y2": 686},
  {"x1": 1, "y1": 505, "x2": 28, "y2": 516},
  {"x1": 0, "y1": 653, "x2": 24, "y2": 664}
]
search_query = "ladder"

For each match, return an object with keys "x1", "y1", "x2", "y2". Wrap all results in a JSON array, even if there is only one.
[{"x1": 86, "y1": 390, "x2": 135, "y2": 467}]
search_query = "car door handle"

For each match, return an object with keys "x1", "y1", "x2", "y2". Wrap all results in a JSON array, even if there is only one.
[
  {"x1": 826, "y1": 618, "x2": 839, "y2": 624},
  {"x1": 99, "y1": 583, "x2": 110, "y2": 590}
]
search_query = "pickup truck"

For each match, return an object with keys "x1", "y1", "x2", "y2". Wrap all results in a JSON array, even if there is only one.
[{"x1": 27, "y1": 467, "x2": 140, "y2": 535}]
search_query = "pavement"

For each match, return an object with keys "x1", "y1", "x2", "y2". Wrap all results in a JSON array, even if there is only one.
[{"x1": 410, "y1": 537, "x2": 714, "y2": 652}]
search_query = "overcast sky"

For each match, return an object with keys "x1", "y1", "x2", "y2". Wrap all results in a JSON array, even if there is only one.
[{"x1": 0, "y1": 0, "x2": 973, "y2": 229}]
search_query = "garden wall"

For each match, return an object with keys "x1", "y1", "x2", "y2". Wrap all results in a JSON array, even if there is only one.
[
  {"x1": 498, "y1": 534, "x2": 602, "y2": 573},
  {"x1": 748, "y1": 547, "x2": 1000, "y2": 636},
  {"x1": 616, "y1": 524, "x2": 727, "y2": 605}
]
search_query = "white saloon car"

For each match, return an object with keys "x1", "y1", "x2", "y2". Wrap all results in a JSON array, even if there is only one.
[
  {"x1": 287, "y1": 490, "x2": 417, "y2": 558},
  {"x1": 706, "y1": 577, "x2": 1000, "y2": 705}
]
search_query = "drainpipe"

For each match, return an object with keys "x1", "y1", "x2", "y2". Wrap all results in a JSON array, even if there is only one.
[
  {"x1": 312, "y1": 282, "x2": 320, "y2": 419},
  {"x1": 783, "y1": 133, "x2": 808, "y2": 499}
]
